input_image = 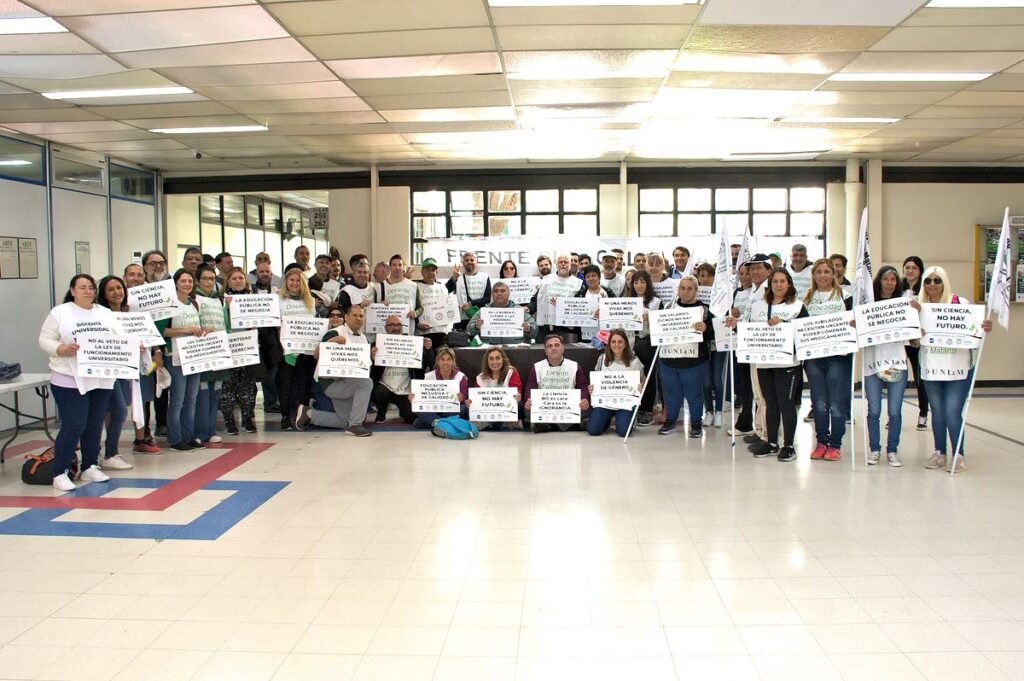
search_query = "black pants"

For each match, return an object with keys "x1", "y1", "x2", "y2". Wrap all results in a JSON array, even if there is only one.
[
  {"x1": 757, "y1": 366, "x2": 801, "y2": 447},
  {"x1": 906, "y1": 345, "x2": 929, "y2": 418},
  {"x1": 735, "y1": 360, "x2": 754, "y2": 431},
  {"x1": 154, "y1": 389, "x2": 168, "y2": 428},
  {"x1": 371, "y1": 383, "x2": 415, "y2": 423},
  {"x1": 221, "y1": 367, "x2": 257, "y2": 429},
  {"x1": 276, "y1": 354, "x2": 316, "y2": 420},
  {"x1": 634, "y1": 336, "x2": 659, "y2": 413}
]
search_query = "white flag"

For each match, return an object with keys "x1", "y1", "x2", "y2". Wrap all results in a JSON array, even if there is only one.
[
  {"x1": 852, "y1": 207, "x2": 874, "y2": 307},
  {"x1": 709, "y1": 222, "x2": 733, "y2": 318},
  {"x1": 988, "y1": 207, "x2": 1012, "y2": 330},
  {"x1": 735, "y1": 224, "x2": 750, "y2": 279}
]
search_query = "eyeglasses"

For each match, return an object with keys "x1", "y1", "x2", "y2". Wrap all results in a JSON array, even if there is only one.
[
  {"x1": 923, "y1": 277, "x2": 943, "y2": 285},
  {"x1": 147, "y1": 260, "x2": 166, "y2": 266}
]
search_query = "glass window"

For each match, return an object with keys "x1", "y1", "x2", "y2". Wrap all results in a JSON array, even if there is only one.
[
  {"x1": 717, "y1": 213, "x2": 751, "y2": 236},
  {"x1": 413, "y1": 216, "x2": 446, "y2": 239},
  {"x1": 52, "y1": 154, "x2": 105, "y2": 193},
  {"x1": 245, "y1": 228, "x2": 264, "y2": 274},
  {"x1": 200, "y1": 222, "x2": 222, "y2": 256},
  {"x1": 263, "y1": 201, "x2": 280, "y2": 228},
  {"x1": 110, "y1": 164, "x2": 154, "y2": 203},
  {"x1": 791, "y1": 212, "x2": 824, "y2": 235},
  {"x1": 245, "y1": 198, "x2": 262, "y2": 227},
  {"x1": 526, "y1": 190, "x2": 559, "y2": 212},
  {"x1": 563, "y1": 214, "x2": 597, "y2": 238},
  {"x1": 488, "y1": 190, "x2": 520, "y2": 213},
  {"x1": 715, "y1": 188, "x2": 748, "y2": 211},
  {"x1": 413, "y1": 190, "x2": 445, "y2": 214},
  {"x1": 678, "y1": 213, "x2": 712, "y2": 236},
  {"x1": 790, "y1": 187, "x2": 825, "y2": 212},
  {"x1": 752, "y1": 212, "x2": 787, "y2": 236},
  {"x1": 199, "y1": 195, "x2": 221, "y2": 226},
  {"x1": 489, "y1": 215, "x2": 521, "y2": 237},
  {"x1": 526, "y1": 214, "x2": 559, "y2": 237},
  {"x1": 639, "y1": 213, "x2": 674, "y2": 237},
  {"x1": 222, "y1": 195, "x2": 244, "y2": 227},
  {"x1": 640, "y1": 188, "x2": 674, "y2": 213},
  {"x1": 753, "y1": 188, "x2": 787, "y2": 211},
  {"x1": 452, "y1": 215, "x2": 484, "y2": 236},
  {"x1": 451, "y1": 191, "x2": 483, "y2": 212},
  {"x1": 265, "y1": 230, "x2": 282, "y2": 270},
  {"x1": 563, "y1": 189, "x2": 597, "y2": 212},
  {"x1": 678, "y1": 188, "x2": 711, "y2": 212},
  {"x1": 0, "y1": 135, "x2": 44, "y2": 183}
]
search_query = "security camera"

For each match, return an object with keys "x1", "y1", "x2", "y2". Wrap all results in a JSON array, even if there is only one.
[{"x1": 191, "y1": 149, "x2": 203, "y2": 160}]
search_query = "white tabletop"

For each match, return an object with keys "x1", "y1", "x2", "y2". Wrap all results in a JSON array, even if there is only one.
[{"x1": 0, "y1": 373, "x2": 50, "y2": 397}]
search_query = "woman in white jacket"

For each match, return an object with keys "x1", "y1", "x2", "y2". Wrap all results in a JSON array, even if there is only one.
[{"x1": 38, "y1": 274, "x2": 118, "y2": 491}]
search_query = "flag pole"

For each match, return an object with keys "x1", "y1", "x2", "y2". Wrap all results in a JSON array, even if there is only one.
[
  {"x1": 623, "y1": 344, "x2": 661, "y2": 442},
  {"x1": 849, "y1": 354, "x2": 857, "y2": 470},
  {"x1": 949, "y1": 333, "x2": 986, "y2": 476},
  {"x1": 729, "y1": 347, "x2": 736, "y2": 461}
]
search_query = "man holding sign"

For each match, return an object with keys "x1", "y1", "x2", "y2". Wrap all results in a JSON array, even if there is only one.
[
  {"x1": 524, "y1": 335, "x2": 590, "y2": 433},
  {"x1": 295, "y1": 305, "x2": 372, "y2": 437},
  {"x1": 467, "y1": 282, "x2": 537, "y2": 345},
  {"x1": 369, "y1": 315, "x2": 435, "y2": 424}
]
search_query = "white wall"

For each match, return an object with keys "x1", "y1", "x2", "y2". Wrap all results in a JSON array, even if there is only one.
[
  {"x1": 328, "y1": 188, "x2": 372, "y2": 261},
  {"x1": 111, "y1": 198, "x2": 157, "y2": 272},
  {"x1": 51, "y1": 188, "x2": 109, "y2": 290}
]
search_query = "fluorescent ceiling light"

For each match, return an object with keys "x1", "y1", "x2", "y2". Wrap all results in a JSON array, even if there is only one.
[
  {"x1": 780, "y1": 116, "x2": 900, "y2": 124},
  {"x1": 0, "y1": 17, "x2": 67, "y2": 34},
  {"x1": 829, "y1": 72, "x2": 992, "y2": 82},
  {"x1": 926, "y1": 1, "x2": 1024, "y2": 7},
  {"x1": 149, "y1": 125, "x2": 268, "y2": 134},
  {"x1": 42, "y1": 87, "x2": 193, "y2": 100},
  {"x1": 489, "y1": 0, "x2": 699, "y2": 5},
  {"x1": 0, "y1": 160, "x2": 32, "y2": 166}
]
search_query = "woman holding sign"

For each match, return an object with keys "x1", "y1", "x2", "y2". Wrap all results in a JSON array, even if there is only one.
[
  {"x1": 801, "y1": 259, "x2": 853, "y2": 462},
  {"x1": 659, "y1": 276, "x2": 712, "y2": 438},
  {"x1": 156, "y1": 269, "x2": 207, "y2": 451},
  {"x1": 38, "y1": 274, "x2": 118, "y2": 491},
  {"x1": 913, "y1": 266, "x2": 992, "y2": 472},
  {"x1": 863, "y1": 267, "x2": 909, "y2": 466},
  {"x1": 588, "y1": 329, "x2": 644, "y2": 437},
  {"x1": 276, "y1": 267, "x2": 318, "y2": 431},
  {"x1": 95, "y1": 275, "x2": 136, "y2": 470},
  {"x1": 627, "y1": 270, "x2": 662, "y2": 426},
  {"x1": 411, "y1": 347, "x2": 469, "y2": 429},
  {"x1": 902, "y1": 255, "x2": 929, "y2": 431},
  {"x1": 194, "y1": 265, "x2": 229, "y2": 445},
  {"x1": 221, "y1": 267, "x2": 260, "y2": 434},
  {"x1": 472, "y1": 346, "x2": 523, "y2": 430}
]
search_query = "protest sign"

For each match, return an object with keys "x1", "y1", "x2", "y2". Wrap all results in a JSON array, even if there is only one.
[
  {"x1": 126, "y1": 280, "x2": 180, "y2": 321},
  {"x1": 920, "y1": 303, "x2": 985, "y2": 349},
  {"x1": 853, "y1": 298, "x2": 921, "y2": 348},
  {"x1": 648, "y1": 307, "x2": 703, "y2": 346},
  {"x1": 76, "y1": 333, "x2": 139, "y2": 379},
  {"x1": 737, "y1": 322, "x2": 795, "y2": 364},
  {"x1": 652, "y1": 279, "x2": 677, "y2": 306},
  {"x1": 711, "y1": 317, "x2": 736, "y2": 352},
  {"x1": 374, "y1": 333, "x2": 424, "y2": 368},
  {"x1": 599, "y1": 297, "x2": 643, "y2": 331},
  {"x1": 411, "y1": 379, "x2": 461, "y2": 413},
  {"x1": 697, "y1": 286, "x2": 713, "y2": 306},
  {"x1": 421, "y1": 293, "x2": 460, "y2": 328},
  {"x1": 589, "y1": 371, "x2": 641, "y2": 409},
  {"x1": 498, "y1": 277, "x2": 541, "y2": 305},
  {"x1": 366, "y1": 303, "x2": 412, "y2": 334},
  {"x1": 174, "y1": 330, "x2": 232, "y2": 375},
  {"x1": 280, "y1": 316, "x2": 329, "y2": 354},
  {"x1": 114, "y1": 312, "x2": 163, "y2": 347},
  {"x1": 793, "y1": 311, "x2": 858, "y2": 359},
  {"x1": 530, "y1": 389, "x2": 582, "y2": 424},
  {"x1": 227, "y1": 329, "x2": 261, "y2": 368},
  {"x1": 555, "y1": 297, "x2": 598, "y2": 328},
  {"x1": 317, "y1": 342, "x2": 371, "y2": 378},
  {"x1": 481, "y1": 306, "x2": 525, "y2": 337},
  {"x1": 546, "y1": 277, "x2": 582, "y2": 300},
  {"x1": 229, "y1": 294, "x2": 281, "y2": 329},
  {"x1": 468, "y1": 387, "x2": 519, "y2": 422}
]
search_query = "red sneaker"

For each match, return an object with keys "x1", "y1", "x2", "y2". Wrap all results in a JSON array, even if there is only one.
[
  {"x1": 810, "y1": 443, "x2": 827, "y2": 460},
  {"x1": 133, "y1": 441, "x2": 161, "y2": 454},
  {"x1": 824, "y1": 447, "x2": 841, "y2": 461}
]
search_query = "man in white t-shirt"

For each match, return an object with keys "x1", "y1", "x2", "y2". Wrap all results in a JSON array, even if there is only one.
[
  {"x1": 534, "y1": 253, "x2": 584, "y2": 338},
  {"x1": 446, "y1": 251, "x2": 491, "y2": 330},
  {"x1": 415, "y1": 258, "x2": 455, "y2": 348},
  {"x1": 375, "y1": 254, "x2": 420, "y2": 323},
  {"x1": 787, "y1": 243, "x2": 812, "y2": 299},
  {"x1": 600, "y1": 252, "x2": 625, "y2": 296}
]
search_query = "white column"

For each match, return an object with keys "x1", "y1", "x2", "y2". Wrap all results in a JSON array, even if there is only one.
[
  {"x1": 866, "y1": 159, "x2": 884, "y2": 264},
  {"x1": 844, "y1": 159, "x2": 863, "y2": 260}
]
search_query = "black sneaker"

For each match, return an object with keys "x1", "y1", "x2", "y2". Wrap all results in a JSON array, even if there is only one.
[
  {"x1": 743, "y1": 434, "x2": 762, "y2": 445},
  {"x1": 751, "y1": 443, "x2": 779, "y2": 458},
  {"x1": 170, "y1": 442, "x2": 193, "y2": 452},
  {"x1": 688, "y1": 426, "x2": 702, "y2": 438},
  {"x1": 777, "y1": 446, "x2": 797, "y2": 462},
  {"x1": 242, "y1": 422, "x2": 257, "y2": 433},
  {"x1": 637, "y1": 412, "x2": 654, "y2": 427},
  {"x1": 225, "y1": 424, "x2": 239, "y2": 436},
  {"x1": 155, "y1": 426, "x2": 168, "y2": 438},
  {"x1": 658, "y1": 424, "x2": 676, "y2": 435},
  {"x1": 263, "y1": 403, "x2": 280, "y2": 414},
  {"x1": 346, "y1": 425, "x2": 371, "y2": 437},
  {"x1": 280, "y1": 417, "x2": 293, "y2": 431},
  {"x1": 294, "y1": 404, "x2": 310, "y2": 431},
  {"x1": 188, "y1": 439, "x2": 205, "y2": 449}
]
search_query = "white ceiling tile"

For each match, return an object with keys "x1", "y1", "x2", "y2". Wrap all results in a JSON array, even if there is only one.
[
  {"x1": 152, "y1": 161, "x2": 252, "y2": 172},
  {"x1": 230, "y1": 97, "x2": 372, "y2": 114},
  {"x1": 42, "y1": 130, "x2": 161, "y2": 143},
  {"x1": 686, "y1": 25, "x2": 887, "y2": 53},
  {"x1": 266, "y1": 0, "x2": 488, "y2": 34},
  {"x1": 0, "y1": 54, "x2": 125, "y2": 79},
  {"x1": 61, "y1": 6, "x2": 288, "y2": 53},
  {"x1": 0, "y1": 108, "x2": 106, "y2": 123},
  {"x1": 302, "y1": 27, "x2": 495, "y2": 60},
  {"x1": 158, "y1": 62, "x2": 333, "y2": 87},
  {"x1": 5, "y1": 120, "x2": 139, "y2": 135},
  {"x1": 380, "y1": 106, "x2": 515, "y2": 123},
  {"x1": 272, "y1": 133, "x2": 406, "y2": 147},
  {"x1": 327, "y1": 53, "x2": 501, "y2": 80},
  {"x1": 282, "y1": 129, "x2": 397, "y2": 143},
  {"x1": 389, "y1": 121, "x2": 518, "y2": 133},
  {"x1": 79, "y1": 138, "x2": 190, "y2": 152},
  {"x1": 0, "y1": 70, "x2": 181, "y2": 92},
  {"x1": 257, "y1": 112, "x2": 384, "y2": 126},
  {"x1": 1001, "y1": 60, "x2": 1024, "y2": 74},
  {"x1": 866, "y1": 125, "x2": 990, "y2": 137},
  {"x1": 827, "y1": 90, "x2": 954, "y2": 105},
  {"x1": 199, "y1": 145, "x2": 312, "y2": 158},
  {"x1": 698, "y1": 0, "x2": 924, "y2": 26},
  {"x1": 81, "y1": 101, "x2": 235, "y2": 119},
  {"x1": 116, "y1": 38, "x2": 313, "y2": 69},
  {"x1": 0, "y1": 32, "x2": 99, "y2": 55},
  {"x1": 504, "y1": 49, "x2": 676, "y2": 79},
  {"x1": 842, "y1": 51, "x2": 1024, "y2": 73},
  {"x1": 933, "y1": 91, "x2": 1024, "y2": 106},
  {"x1": 0, "y1": 1, "x2": 42, "y2": 18},
  {"x1": 491, "y1": 5, "x2": 700, "y2": 25},
  {"x1": 673, "y1": 49, "x2": 855, "y2": 74},
  {"x1": 29, "y1": 1, "x2": 256, "y2": 16},
  {"x1": 513, "y1": 86, "x2": 657, "y2": 105},
  {"x1": 665, "y1": 71, "x2": 827, "y2": 89},
  {"x1": 192, "y1": 81, "x2": 355, "y2": 100},
  {"x1": 967, "y1": 73, "x2": 1024, "y2": 91},
  {"x1": 0, "y1": 81, "x2": 27, "y2": 94},
  {"x1": 910, "y1": 105, "x2": 1024, "y2": 118},
  {"x1": 912, "y1": 149, "x2": 1019, "y2": 161},
  {"x1": 121, "y1": 115, "x2": 262, "y2": 129},
  {"x1": 782, "y1": 103, "x2": 922, "y2": 118},
  {"x1": 362, "y1": 91, "x2": 511, "y2": 110},
  {"x1": 347, "y1": 74, "x2": 508, "y2": 97},
  {"x1": 0, "y1": 93, "x2": 72, "y2": 108},
  {"x1": 871, "y1": 27, "x2": 1024, "y2": 52},
  {"x1": 240, "y1": 157, "x2": 342, "y2": 169},
  {"x1": 890, "y1": 118, "x2": 1019, "y2": 128},
  {"x1": 168, "y1": 133, "x2": 297, "y2": 147},
  {"x1": 904, "y1": 7, "x2": 1024, "y2": 26},
  {"x1": 497, "y1": 24, "x2": 688, "y2": 50}
]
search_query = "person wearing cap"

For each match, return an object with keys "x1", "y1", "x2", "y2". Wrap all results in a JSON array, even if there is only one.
[
  {"x1": 416, "y1": 258, "x2": 455, "y2": 349},
  {"x1": 600, "y1": 252, "x2": 625, "y2": 296},
  {"x1": 467, "y1": 281, "x2": 538, "y2": 345},
  {"x1": 769, "y1": 253, "x2": 783, "y2": 269},
  {"x1": 729, "y1": 253, "x2": 773, "y2": 440}
]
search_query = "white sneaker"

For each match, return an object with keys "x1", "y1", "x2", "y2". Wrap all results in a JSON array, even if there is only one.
[
  {"x1": 52, "y1": 472, "x2": 76, "y2": 492},
  {"x1": 887, "y1": 452, "x2": 903, "y2": 467},
  {"x1": 924, "y1": 452, "x2": 946, "y2": 470},
  {"x1": 714, "y1": 412, "x2": 723, "y2": 427},
  {"x1": 867, "y1": 451, "x2": 880, "y2": 465},
  {"x1": 723, "y1": 402, "x2": 732, "y2": 412},
  {"x1": 79, "y1": 465, "x2": 110, "y2": 483},
  {"x1": 702, "y1": 412, "x2": 714, "y2": 427},
  {"x1": 206, "y1": 435, "x2": 223, "y2": 444},
  {"x1": 100, "y1": 454, "x2": 133, "y2": 470},
  {"x1": 948, "y1": 457, "x2": 966, "y2": 473}
]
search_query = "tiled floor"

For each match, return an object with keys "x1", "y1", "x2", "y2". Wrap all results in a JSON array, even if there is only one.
[{"x1": 1, "y1": 389, "x2": 1023, "y2": 680}]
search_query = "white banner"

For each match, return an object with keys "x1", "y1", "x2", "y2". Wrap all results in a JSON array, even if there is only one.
[
  {"x1": 114, "y1": 312, "x2": 163, "y2": 348},
  {"x1": 599, "y1": 297, "x2": 643, "y2": 331},
  {"x1": 411, "y1": 379, "x2": 461, "y2": 413},
  {"x1": 854, "y1": 298, "x2": 921, "y2": 348},
  {"x1": 793, "y1": 311, "x2": 858, "y2": 360},
  {"x1": 127, "y1": 279, "x2": 181, "y2": 321},
  {"x1": 366, "y1": 303, "x2": 413, "y2": 335},
  {"x1": 589, "y1": 371, "x2": 641, "y2": 409},
  {"x1": 468, "y1": 387, "x2": 519, "y2": 422},
  {"x1": 174, "y1": 330, "x2": 232, "y2": 375},
  {"x1": 227, "y1": 329, "x2": 261, "y2": 368},
  {"x1": 317, "y1": 342, "x2": 371, "y2": 378},
  {"x1": 712, "y1": 317, "x2": 736, "y2": 352},
  {"x1": 76, "y1": 333, "x2": 140, "y2": 379},
  {"x1": 652, "y1": 279, "x2": 677, "y2": 306},
  {"x1": 737, "y1": 322, "x2": 795, "y2": 364},
  {"x1": 420, "y1": 293, "x2": 460, "y2": 328},
  {"x1": 921, "y1": 303, "x2": 986, "y2": 349},
  {"x1": 530, "y1": 389, "x2": 582, "y2": 424},
  {"x1": 555, "y1": 297, "x2": 598, "y2": 328},
  {"x1": 374, "y1": 333, "x2": 424, "y2": 368},
  {"x1": 280, "y1": 316, "x2": 329, "y2": 355},
  {"x1": 649, "y1": 307, "x2": 703, "y2": 346},
  {"x1": 498, "y1": 277, "x2": 541, "y2": 305},
  {"x1": 480, "y1": 306, "x2": 525, "y2": 337},
  {"x1": 229, "y1": 293, "x2": 281, "y2": 329}
]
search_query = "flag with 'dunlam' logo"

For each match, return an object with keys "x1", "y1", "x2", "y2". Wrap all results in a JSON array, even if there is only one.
[
  {"x1": 852, "y1": 207, "x2": 874, "y2": 307},
  {"x1": 988, "y1": 207, "x2": 1011, "y2": 330}
]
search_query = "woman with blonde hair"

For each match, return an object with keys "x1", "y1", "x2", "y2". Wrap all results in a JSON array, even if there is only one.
[
  {"x1": 411, "y1": 346, "x2": 469, "y2": 429},
  {"x1": 472, "y1": 346, "x2": 523, "y2": 430},
  {"x1": 801, "y1": 258, "x2": 853, "y2": 462},
  {"x1": 276, "y1": 266, "x2": 317, "y2": 430},
  {"x1": 912, "y1": 266, "x2": 991, "y2": 472}
]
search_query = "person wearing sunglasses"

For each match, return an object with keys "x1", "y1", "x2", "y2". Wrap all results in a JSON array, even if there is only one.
[{"x1": 910, "y1": 266, "x2": 992, "y2": 473}]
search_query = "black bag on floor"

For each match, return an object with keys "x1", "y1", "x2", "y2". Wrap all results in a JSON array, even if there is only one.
[
  {"x1": 0, "y1": 361, "x2": 20, "y2": 381},
  {"x1": 21, "y1": 448, "x2": 78, "y2": 485}
]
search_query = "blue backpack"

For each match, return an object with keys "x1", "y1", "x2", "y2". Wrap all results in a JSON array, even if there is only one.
[{"x1": 431, "y1": 416, "x2": 479, "y2": 440}]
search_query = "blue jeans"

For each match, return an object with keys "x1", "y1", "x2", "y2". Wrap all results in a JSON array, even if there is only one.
[
  {"x1": 167, "y1": 363, "x2": 200, "y2": 445},
  {"x1": 659, "y1": 362, "x2": 706, "y2": 427},
  {"x1": 104, "y1": 379, "x2": 131, "y2": 457},
  {"x1": 195, "y1": 381, "x2": 222, "y2": 442},
  {"x1": 804, "y1": 355, "x2": 852, "y2": 448},
  {"x1": 52, "y1": 384, "x2": 112, "y2": 477},
  {"x1": 924, "y1": 376, "x2": 972, "y2": 456},
  {"x1": 587, "y1": 406, "x2": 633, "y2": 437},
  {"x1": 703, "y1": 350, "x2": 726, "y2": 413},
  {"x1": 864, "y1": 371, "x2": 907, "y2": 454}
]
